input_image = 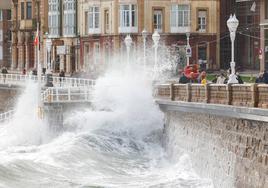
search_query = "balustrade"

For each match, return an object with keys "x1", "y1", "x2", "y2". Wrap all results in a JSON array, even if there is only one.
[{"x1": 155, "y1": 83, "x2": 268, "y2": 109}]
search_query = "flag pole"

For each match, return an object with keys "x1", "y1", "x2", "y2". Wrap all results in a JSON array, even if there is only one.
[{"x1": 36, "y1": 22, "x2": 43, "y2": 119}]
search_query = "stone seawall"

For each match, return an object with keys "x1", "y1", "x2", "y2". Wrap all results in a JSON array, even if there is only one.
[
  {"x1": 0, "y1": 85, "x2": 21, "y2": 112},
  {"x1": 160, "y1": 101, "x2": 268, "y2": 188}
]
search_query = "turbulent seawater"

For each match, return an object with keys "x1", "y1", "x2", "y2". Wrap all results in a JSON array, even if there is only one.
[{"x1": 0, "y1": 67, "x2": 213, "y2": 188}]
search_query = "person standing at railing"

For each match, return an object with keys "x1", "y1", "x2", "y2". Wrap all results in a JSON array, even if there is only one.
[
  {"x1": 1, "y1": 67, "x2": 8, "y2": 83},
  {"x1": 22, "y1": 68, "x2": 26, "y2": 75},
  {"x1": 59, "y1": 70, "x2": 65, "y2": 86}
]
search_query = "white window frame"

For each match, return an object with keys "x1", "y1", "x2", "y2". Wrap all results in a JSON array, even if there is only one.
[
  {"x1": 0, "y1": 46, "x2": 2, "y2": 60},
  {"x1": 63, "y1": 0, "x2": 76, "y2": 37},
  {"x1": 0, "y1": 29, "x2": 2, "y2": 42},
  {"x1": 88, "y1": 6, "x2": 100, "y2": 34},
  {"x1": 0, "y1": 10, "x2": 3, "y2": 21},
  {"x1": 48, "y1": 0, "x2": 60, "y2": 38},
  {"x1": 105, "y1": 9, "x2": 110, "y2": 34},
  {"x1": 119, "y1": 4, "x2": 138, "y2": 33},
  {"x1": 153, "y1": 10, "x2": 163, "y2": 33},
  {"x1": 170, "y1": 4, "x2": 190, "y2": 33},
  {"x1": 198, "y1": 10, "x2": 207, "y2": 33},
  {"x1": 93, "y1": 42, "x2": 100, "y2": 64}
]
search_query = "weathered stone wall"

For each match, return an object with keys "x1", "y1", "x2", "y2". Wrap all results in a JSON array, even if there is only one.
[
  {"x1": 156, "y1": 83, "x2": 268, "y2": 109},
  {"x1": 0, "y1": 86, "x2": 21, "y2": 112},
  {"x1": 164, "y1": 111, "x2": 268, "y2": 188}
]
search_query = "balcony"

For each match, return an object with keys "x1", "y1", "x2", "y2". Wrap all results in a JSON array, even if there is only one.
[
  {"x1": 20, "y1": 19, "x2": 36, "y2": 30},
  {"x1": 11, "y1": 21, "x2": 20, "y2": 31}
]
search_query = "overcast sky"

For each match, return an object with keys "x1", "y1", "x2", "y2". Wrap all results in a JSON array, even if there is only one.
[{"x1": 0, "y1": 1, "x2": 12, "y2": 9}]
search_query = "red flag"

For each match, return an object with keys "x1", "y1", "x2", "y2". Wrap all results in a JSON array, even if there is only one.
[{"x1": 34, "y1": 34, "x2": 39, "y2": 46}]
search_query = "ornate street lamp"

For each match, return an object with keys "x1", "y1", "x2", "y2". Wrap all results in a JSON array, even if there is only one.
[
  {"x1": 152, "y1": 30, "x2": 160, "y2": 77},
  {"x1": 142, "y1": 29, "x2": 148, "y2": 69},
  {"x1": 227, "y1": 14, "x2": 239, "y2": 84},
  {"x1": 186, "y1": 31, "x2": 191, "y2": 66},
  {"x1": 124, "y1": 34, "x2": 132, "y2": 65},
  {"x1": 45, "y1": 32, "x2": 53, "y2": 87}
]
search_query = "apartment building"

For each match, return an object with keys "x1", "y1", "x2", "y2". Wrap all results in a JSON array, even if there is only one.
[
  {"x1": 0, "y1": 9, "x2": 12, "y2": 68},
  {"x1": 77, "y1": 0, "x2": 220, "y2": 73},
  {"x1": 11, "y1": 0, "x2": 48, "y2": 72},
  {"x1": 260, "y1": 0, "x2": 268, "y2": 71}
]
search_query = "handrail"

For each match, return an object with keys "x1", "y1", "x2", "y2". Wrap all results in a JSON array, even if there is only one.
[
  {"x1": 42, "y1": 87, "x2": 92, "y2": 103},
  {"x1": 0, "y1": 110, "x2": 15, "y2": 123},
  {"x1": 0, "y1": 73, "x2": 96, "y2": 87}
]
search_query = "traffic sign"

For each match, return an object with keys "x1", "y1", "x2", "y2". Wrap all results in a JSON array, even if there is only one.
[{"x1": 186, "y1": 45, "x2": 192, "y2": 57}]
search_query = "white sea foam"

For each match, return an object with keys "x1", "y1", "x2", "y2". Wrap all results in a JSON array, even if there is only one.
[{"x1": 0, "y1": 53, "x2": 213, "y2": 187}]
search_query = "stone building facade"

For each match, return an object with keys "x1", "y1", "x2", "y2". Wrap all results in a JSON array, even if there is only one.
[
  {"x1": 0, "y1": 9, "x2": 12, "y2": 68},
  {"x1": 260, "y1": 0, "x2": 268, "y2": 72},
  {"x1": 45, "y1": 0, "x2": 79, "y2": 75},
  {"x1": 11, "y1": 0, "x2": 48, "y2": 73},
  {"x1": 77, "y1": 0, "x2": 220, "y2": 74}
]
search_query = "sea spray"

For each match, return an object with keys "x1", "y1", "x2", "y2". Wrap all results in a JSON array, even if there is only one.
[
  {"x1": 0, "y1": 63, "x2": 213, "y2": 187},
  {"x1": 0, "y1": 82, "x2": 49, "y2": 148}
]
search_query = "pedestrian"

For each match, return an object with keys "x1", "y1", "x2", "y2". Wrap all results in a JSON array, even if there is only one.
[
  {"x1": 236, "y1": 72, "x2": 243, "y2": 84},
  {"x1": 263, "y1": 70, "x2": 268, "y2": 84},
  {"x1": 22, "y1": 68, "x2": 26, "y2": 75},
  {"x1": 179, "y1": 72, "x2": 189, "y2": 84},
  {"x1": 59, "y1": 70, "x2": 65, "y2": 86},
  {"x1": 189, "y1": 72, "x2": 198, "y2": 83},
  {"x1": 216, "y1": 73, "x2": 226, "y2": 84},
  {"x1": 256, "y1": 72, "x2": 264, "y2": 83},
  {"x1": 1, "y1": 67, "x2": 8, "y2": 83}
]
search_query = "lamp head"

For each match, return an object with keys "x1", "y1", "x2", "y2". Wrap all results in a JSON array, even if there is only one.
[
  {"x1": 152, "y1": 30, "x2": 160, "y2": 45},
  {"x1": 142, "y1": 29, "x2": 148, "y2": 39},
  {"x1": 227, "y1": 14, "x2": 239, "y2": 33},
  {"x1": 124, "y1": 34, "x2": 132, "y2": 47}
]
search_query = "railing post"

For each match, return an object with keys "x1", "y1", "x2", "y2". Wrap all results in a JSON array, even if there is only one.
[
  {"x1": 205, "y1": 83, "x2": 210, "y2": 103},
  {"x1": 68, "y1": 87, "x2": 71, "y2": 101},
  {"x1": 226, "y1": 84, "x2": 232, "y2": 105},
  {"x1": 170, "y1": 83, "x2": 174, "y2": 101},
  {"x1": 85, "y1": 87, "x2": 88, "y2": 101},
  {"x1": 251, "y1": 83, "x2": 257, "y2": 108},
  {"x1": 56, "y1": 88, "x2": 59, "y2": 102},
  {"x1": 186, "y1": 83, "x2": 191, "y2": 102}
]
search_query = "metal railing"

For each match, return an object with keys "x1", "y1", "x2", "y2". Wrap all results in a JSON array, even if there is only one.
[
  {"x1": 0, "y1": 110, "x2": 15, "y2": 123},
  {"x1": 42, "y1": 87, "x2": 92, "y2": 103},
  {"x1": 0, "y1": 73, "x2": 95, "y2": 87}
]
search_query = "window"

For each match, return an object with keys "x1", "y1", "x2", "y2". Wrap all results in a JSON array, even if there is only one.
[
  {"x1": 48, "y1": 0, "x2": 61, "y2": 37},
  {"x1": 119, "y1": 4, "x2": 137, "y2": 33},
  {"x1": 0, "y1": 29, "x2": 2, "y2": 42},
  {"x1": 0, "y1": 10, "x2": 2, "y2": 21},
  {"x1": 63, "y1": 0, "x2": 76, "y2": 36},
  {"x1": 198, "y1": 44, "x2": 207, "y2": 69},
  {"x1": 198, "y1": 10, "x2": 206, "y2": 32},
  {"x1": 7, "y1": 10, "x2": 11, "y2": 20},
  {"x1": 0, "y1": 46, "x2": 2, "y2": 60},
  {"x1": 105, "y1": 9, "x2": 109, "y2": 34},
  {"x1": 26, "y1": 2, "x2": 32, "y2": 19},
  {"x1": 266, "y1": 0, "x2": 268, "y2": 19},
  {"x1": 171, "y1": 4, "x2": 190, "y2": 33},
  {"x1": 153, "y1": 9, "x2": 163, "y2": 32},
  {"x1": 94, "y1": 42, "x2": 100, "y2": 64},
  {"x1": 21, "y1": 2, "x2": 24, "y2": 20},
  {"x1": 88, "y1": 6, "x2": 100, "y2": 34}
]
